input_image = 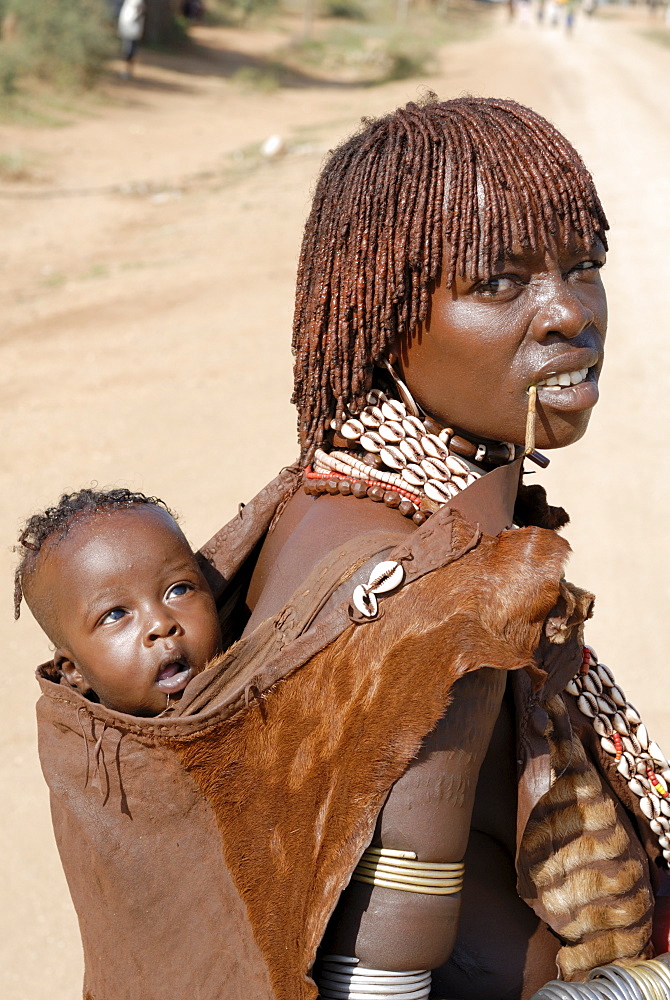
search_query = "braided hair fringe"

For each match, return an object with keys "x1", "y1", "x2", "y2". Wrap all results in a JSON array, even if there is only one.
[{"x1": 292, "y1": 95, "x2": 608, "y2": 462}]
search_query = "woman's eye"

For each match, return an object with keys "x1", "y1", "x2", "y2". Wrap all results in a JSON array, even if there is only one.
[
  {"x1": 100, "y1": 608, "x2": 126, "y2": 625},
  {"x1": 475, "y1": 276, "x2": 518, "y2": 295},
  {"x1": 167, "y1": 583, "x2": 192, "y2": 598},
  {"x1": 571, "y1": 259, "x2": 604, "y2": 277}
]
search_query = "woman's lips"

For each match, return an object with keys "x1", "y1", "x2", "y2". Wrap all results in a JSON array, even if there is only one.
[
  {"x1": 156, "y1": 661, "x2": 192, "y2": 693},
  {"x1": 536, "y1": 378, "x2": 599, "y2": 412}
]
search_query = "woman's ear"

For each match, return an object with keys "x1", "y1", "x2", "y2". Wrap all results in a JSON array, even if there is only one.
[{"x1": 55, "y1": 650, "x2": 92, "y2": 695}]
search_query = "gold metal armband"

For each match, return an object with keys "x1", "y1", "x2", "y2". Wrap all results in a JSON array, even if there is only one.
[{"x1": 352, "y1": 846, "x2": 465, "y2": 895}]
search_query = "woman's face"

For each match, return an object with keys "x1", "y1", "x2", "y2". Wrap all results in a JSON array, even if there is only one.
[{"x1": 397, "y1": 234, "x2": 607, "y2": 450}]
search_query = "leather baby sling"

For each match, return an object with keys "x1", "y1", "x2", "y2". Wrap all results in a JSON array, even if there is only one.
[{"x1": 35, "y1": 461, "x2": 656, "y2": 1000}]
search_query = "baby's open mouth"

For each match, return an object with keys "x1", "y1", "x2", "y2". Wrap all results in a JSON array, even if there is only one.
[{"x1": 156, "y1": 659, "x2": 192, "y2": 694}]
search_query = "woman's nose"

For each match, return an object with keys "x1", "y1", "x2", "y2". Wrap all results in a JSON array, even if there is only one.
[{"x1": 529, "y1": 285, "x2": 594, "y2": 342}]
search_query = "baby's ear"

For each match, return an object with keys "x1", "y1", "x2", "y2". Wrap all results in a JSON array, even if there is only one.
[{"x1": 55, "y1": 651, "x2": 92, "y2": 695}]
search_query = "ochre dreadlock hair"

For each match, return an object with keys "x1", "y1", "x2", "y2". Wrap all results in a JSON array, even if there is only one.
[
  {"x1": 14, "y1": 487, "x2": 173, "y2": 620},
  {"x1": 292, "y1": 95, "x2": 609, "y2": 463}
]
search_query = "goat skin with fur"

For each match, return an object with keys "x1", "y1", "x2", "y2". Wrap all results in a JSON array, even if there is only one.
[
  {"x1": 170, "y1": 525, "x2": 570, "y2": 1000},
  {"x1": 34, "y1": 467, "x2": 658, "y2": 999}
]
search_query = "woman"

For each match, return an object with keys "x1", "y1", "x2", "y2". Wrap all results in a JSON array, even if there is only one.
[
  {"x1": 241, "y1": 97, "x2": 668, "y2": 998},
  {"x1": 34, "y1": 97, "x2": 670, "y2": 1000}
]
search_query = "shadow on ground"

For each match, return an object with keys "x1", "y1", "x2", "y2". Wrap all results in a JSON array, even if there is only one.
[{"x1": 139, "y1": 38, "x2": 364, "y2": 89}]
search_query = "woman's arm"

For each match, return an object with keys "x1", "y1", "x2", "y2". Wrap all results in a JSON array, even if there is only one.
[{"x1": 320, "y1": 667, "x2": 507, "y2": 971}]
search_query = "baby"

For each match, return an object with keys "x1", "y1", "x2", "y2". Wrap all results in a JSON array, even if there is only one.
[{"x1": 15, "y1": 487, "x2": 222, "y2": 716}]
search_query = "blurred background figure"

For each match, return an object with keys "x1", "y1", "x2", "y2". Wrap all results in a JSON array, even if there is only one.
[
  {"x1": 517, "y1": 0, "x2": 533, "y2": 26},
  {"x1": 118, "y1": 0, "x2": 146, "y2": 78},
  {"x1": 565, "y1": 0, "x2": 579, "y2": 33},
  {"x1": 181, "y1": 0, "x2": 204, "y2": 23}
]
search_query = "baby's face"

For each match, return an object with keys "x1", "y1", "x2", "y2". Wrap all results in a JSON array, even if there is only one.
[{"x1": 34, "y1": 505, "x2": 222, "y2": 715}]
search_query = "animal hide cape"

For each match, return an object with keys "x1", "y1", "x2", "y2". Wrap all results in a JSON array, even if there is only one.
[{"x1": 35, "y1": 465, "x2": 658, "y2": 999}]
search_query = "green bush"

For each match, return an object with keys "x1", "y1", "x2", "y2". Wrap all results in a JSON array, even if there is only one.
[
  {"x1": 4, "y1": 0, "x2": 114, "y2": 89},
  {"x1": 322, "y1": 0, "x2": 368, "y2": 20},
  {"x1": 381, "y1": 34, "x2": 436, "y2": 80},
  {"x1": 0, "y1": 45, "x2": 19, "y2": 95},
  {"x1": 205, "y1": 0, "x2": 279, "y2": 26}
]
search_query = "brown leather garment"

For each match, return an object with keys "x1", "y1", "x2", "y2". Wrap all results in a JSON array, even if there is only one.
[{"x1": 35, "y1": 464, "x2": 658, "y2": 999}]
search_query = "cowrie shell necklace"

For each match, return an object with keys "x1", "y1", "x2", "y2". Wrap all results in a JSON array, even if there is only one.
[
  {"x1": 304, "y1": 389, "x2": 484, "y2": 526},
  {"x1": 568, "y1": 645, "x2": 670, "y2": 865}
]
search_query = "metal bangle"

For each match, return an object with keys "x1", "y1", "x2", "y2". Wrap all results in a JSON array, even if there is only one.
[{"x1": 530, "y1": 955, "x2": 670, "y2": 1000}]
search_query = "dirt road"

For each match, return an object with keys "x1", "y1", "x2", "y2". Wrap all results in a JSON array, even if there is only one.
[{"x1": 2, "y1": 9, "x2": 670, "y2": 996}]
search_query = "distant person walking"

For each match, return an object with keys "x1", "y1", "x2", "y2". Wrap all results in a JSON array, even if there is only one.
[{"x1": 118, "y1": 0, "x2": 146, "y2": 79}]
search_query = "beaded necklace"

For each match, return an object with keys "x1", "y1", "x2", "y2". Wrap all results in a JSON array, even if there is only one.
[{"x1": 303, "y1": 388, "x2": 518, "y2": 526}]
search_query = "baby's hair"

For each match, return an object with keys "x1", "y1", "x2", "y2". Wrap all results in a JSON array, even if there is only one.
[
  {"x1": 292, "y1": 95, "x2": 609, "y2": 463},
  {"x1": 14, "y1": 487, "x2": 173, "y2": 620}
]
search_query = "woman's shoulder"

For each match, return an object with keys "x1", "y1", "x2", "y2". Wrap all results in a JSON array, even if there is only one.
[{"x1": 243, "y1": 488, "x2": 415, "y2": 633}]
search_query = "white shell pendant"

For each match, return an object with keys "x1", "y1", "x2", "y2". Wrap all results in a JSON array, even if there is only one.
[
  {"x1": 381, "y1": 399, "x2": 406, "y2": 421},
  {"x1": 379, "y1": 421, "x2": 405, "y2": 444},
  {"x1": 351, "y1": 560, "x2": 405, "y2": 621},
  {"x1": 609, "y1": 684, "x2": 626, "y2": 708},
  {"x1": 582, "y1": 672, "x2": 602, "y2": 696},
  {"x1": 593, "y1": 715, "x2": 612, "y2": 738},
  {"x1": 341, "y1": 418, "x2": 364, "y2": 440},
  {"x1": 360, "y1": 432, "x2": 384, "y2": 453},
  {"x1": 445, "y1": 455, "x2": 471, "y2": 476},
  {"x1": 612, "y1": 713, "x2": 629, "y2": 735},
  {"x1": 625, "y1": 704, "x2": 642, "y2": 725},
  {"x1": 367, "y1": 560, "x2": 405, "y2": 595},
  {"x1": 402, "y1": 415, "x2": 424, "y2": 438},
  {"x1": 617, "y1": 756, "x2": 631, "y2": 780},
  {"x1": 399, "y1": 437, "x2": 424, "y2": 463},
  {"x1": 629, "y1": 778, "x2": 646, "y2": 797},
  {"x1": 380, "y1": 446, "x2": 406, "y2": 471},
  {"x1": 352, "y1": 585, "x2": 378, "y2": 619},
  {"x1": 578, "y1": 693, "x2": 597, "y2": 718},
  {"x1": 421, "y1": 458, "x2": 450, "y2": 482},
  {"x1": 421, "y1": 434, "x2": 449, "y2": 461},
  {"x1": 402, "y1": 465, "x2": 427, "y2": 488},
  {"x1": 424, "y1": 480, "x2": 453, "y2": 504},
  {"x1": 596, "y1": 663, "x2": 615, "y2": 687},
  {"x1": 361, "y1": 407, "x2": 383, "y2": 428},
  {"x1": 640, "y1": 796, "x2": 654, "y2": 820}
]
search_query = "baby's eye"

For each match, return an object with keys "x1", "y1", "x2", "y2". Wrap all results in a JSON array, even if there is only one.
[
  {"x1": 167, "y1": 583, "x2": 192, "y2": 598},
  {"x1": 100, "y1": 608, "x2": 126, "y2": 625}
]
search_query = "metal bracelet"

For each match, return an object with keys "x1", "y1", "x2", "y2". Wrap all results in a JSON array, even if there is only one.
[
  {"x1": 530, "y1": 954, "x2": 670, "y2": 1000},
  {"x1": 318, "y1": 956, "x2": 431, "y2": 999}
]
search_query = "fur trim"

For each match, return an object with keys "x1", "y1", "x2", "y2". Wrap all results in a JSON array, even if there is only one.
[
  {"x1": 542, "y1": 859, "x2": 644, "y2": 916},
  {"x1": 172, "y1": 525, "x2": 570, "y2": 1000},
  {"x1": 559, "y1": 926, "x2": 653, "y2": 982},
  {"x1": 514, "y1": 482, "x2": 570, "y2": 531},
  {"x1": 519, "y1": 695, "x2": 654, "y2": 981}
]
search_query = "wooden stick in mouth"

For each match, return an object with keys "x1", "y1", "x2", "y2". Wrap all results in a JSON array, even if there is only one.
[{"x1": 524, "y1": 385, "x2": 537, "y2": 457}]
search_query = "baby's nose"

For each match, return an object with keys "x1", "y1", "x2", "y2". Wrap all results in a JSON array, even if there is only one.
[{"x1": 145, "y1": 617, "x2": 181, "y2": 644}]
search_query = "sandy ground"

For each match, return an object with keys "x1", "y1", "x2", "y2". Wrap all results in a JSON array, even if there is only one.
[{"x1": 2, "y1": 7, "x2": 670, "y2": 996}]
